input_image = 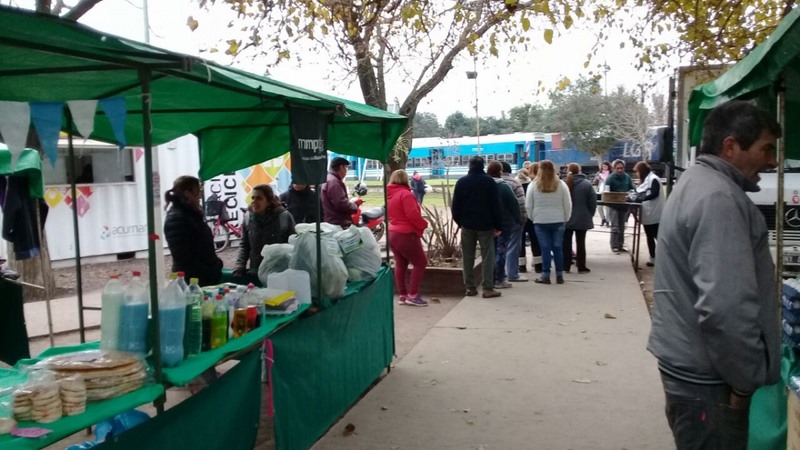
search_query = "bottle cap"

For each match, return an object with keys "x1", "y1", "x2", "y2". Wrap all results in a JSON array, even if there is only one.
[
  {"x1": 132, "y1": 271, "x2": 141, "y2": 277},
  {"x1": 177, "y1": 271, "x2": 186, "y2": 277},
  {"x1": 247, "y1": 283, "x2": 255, "y2": 288},
  {"x1": 168, "y1": 273, "x2": 178, "y2": 280},
  {"x1": 216, "y1": 294, "x2": 223, "y2": 300},
  {"x1": 190, "y1": 277, "x2": 199, "y2": 285}
]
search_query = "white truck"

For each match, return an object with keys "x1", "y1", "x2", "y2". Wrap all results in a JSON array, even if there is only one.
[{"x1": 676, "y1": 65, "x2": 800, "y2": 276}]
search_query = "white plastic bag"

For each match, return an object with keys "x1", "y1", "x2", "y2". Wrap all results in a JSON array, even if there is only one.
[
  {"x1": 341, "y1": 227, "x2": 382, "y2": 281},
  {"x1": 289, "y1": 232, "x2": 348, "y2": 298},
  {"x1": 258, "y1": 243, "x2": 295, "y2": 286}
]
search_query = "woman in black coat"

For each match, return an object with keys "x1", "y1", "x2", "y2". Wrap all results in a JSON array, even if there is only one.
[
  {"x1": 163, "y1": 176, "x2": 223, "y2": 286},
  {"x1": 563, "y1": 163, "x2": 597, "y2": 273}
]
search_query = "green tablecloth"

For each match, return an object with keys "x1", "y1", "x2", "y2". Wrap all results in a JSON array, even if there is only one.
[{"x1": 270, "y1": 265, "x2": 395, "y2": 450}]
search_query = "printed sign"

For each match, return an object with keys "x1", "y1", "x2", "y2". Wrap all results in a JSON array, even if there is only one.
[{"x1": 289, "y1": 107, "x2": 329, "y2": 185}]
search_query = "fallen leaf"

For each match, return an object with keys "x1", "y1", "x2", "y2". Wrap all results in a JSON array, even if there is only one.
[
  {"x1": 457, "y1": 326, "x2": 467, "y2": 330},
  {"x1": 462, "y1": 408, "x2": 471, "y2": 413},
  {"x1": 572, "y1": 378, "x2": 593, "y2": 384},
  {"x1": 431, "y1": 297, "x2": 441, "y2": 304},
  {"x1": 604, "y1": 313, "x2": 617, "y2": 319},
  {"x1": 558, "y1": 322, "x2": 568, "y2": 326},
  {"x1": 596, "y1": 360, "x2": 607, "y2": 366},
  {"x1": 343, "y1": 423, "x2": 356, "y2": 436},
  {"x1": 466, "y1": 419, "x2": 475, "y2": 425},
  {"x1": 381, "y1": 405, "x2": 388, "y2": 411}
]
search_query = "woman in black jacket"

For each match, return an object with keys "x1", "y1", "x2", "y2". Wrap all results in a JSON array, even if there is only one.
[
  {"x1": 163, "y1": 176, "x2": 223, "y2": 286},
  {"x1": 233, "y1": 184, "x2": 295, "y2": 277}
]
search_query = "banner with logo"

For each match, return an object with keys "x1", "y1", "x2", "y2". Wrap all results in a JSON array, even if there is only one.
[{"x1": 289, "y1": 107, "x2": 329, "y2": 185}]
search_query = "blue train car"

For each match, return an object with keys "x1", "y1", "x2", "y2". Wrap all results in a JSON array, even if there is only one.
[{"x1": 338, "y1": 127, "x2": 666, "y2": 181}]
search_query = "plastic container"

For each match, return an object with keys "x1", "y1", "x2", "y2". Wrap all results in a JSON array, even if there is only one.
[
  {"x1": 211, "y1": 294, "x2": 228, "y2": 349},
  {"x1": 175, "y1": 271, "x2": 188, "y2": 293},
  {"x1": 119, "y1": 271, "x2": 149, "y2": 354},
  {"x1": 184, "y1": 278, "x2": 203, "y2": 356},
  {"x1": 267, "y1": 269, "x2": 311, "y2": 305},
  {"x1": 100, "y1": 275, "x2": 124, "y2": 350},
  {"x1": 158, "y1": 273, "x2": 186, "y2": 367},
  {"x1": 201, "y1": 295, "x2": 214, "y2": 352}
]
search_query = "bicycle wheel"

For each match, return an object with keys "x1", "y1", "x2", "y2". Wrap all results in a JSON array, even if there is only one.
[{"x1": 209, "y1": 221, "x2": 230, "y2": 252}]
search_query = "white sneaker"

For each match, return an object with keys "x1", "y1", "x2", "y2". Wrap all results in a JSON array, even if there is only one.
[{"x1": 495, "y1": 280, "x2": 513, "y2": 289}]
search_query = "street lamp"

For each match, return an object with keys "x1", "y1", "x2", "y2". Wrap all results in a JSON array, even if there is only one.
[{"x1": 466, "y1": 58, "x2": 480, "y2": 155}]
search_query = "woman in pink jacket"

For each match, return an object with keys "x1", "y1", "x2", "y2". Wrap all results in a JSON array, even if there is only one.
[{"x1": 387, "y1": 169, "x2": 429, "y2": 306}]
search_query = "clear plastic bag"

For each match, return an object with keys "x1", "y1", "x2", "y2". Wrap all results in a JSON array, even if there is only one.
[
  {"x1": 25, "y1": 370, "x2": 62, "y2": 424},
  {"x1": 0, "y1": 398, "x2": 15, "y2": 434},
  {"x1": 289, "y1": 232, "x2": 348, "y2": 299},
  {"x1": 341, "y1": 227, "x2": 382, "y2": 281},
  {"x1": 258, "y1": 243, "x2": 295, "y2": 287}
]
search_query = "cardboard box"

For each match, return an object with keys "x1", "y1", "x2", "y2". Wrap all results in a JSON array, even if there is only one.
[{"x1": 788, "y1": 389, "x2": 800, "y2": 450}]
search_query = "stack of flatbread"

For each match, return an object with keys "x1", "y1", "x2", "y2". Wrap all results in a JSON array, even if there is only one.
[
  {"x1": 12, "y1": 388, "x2": 33, "y2": 422},
  {"x1": 59, "y1": 375, "x2": 87, "y2": 416},
  {"x1": 30, "y1": 383, "x2": 62, "y2": 423},
  {"x1": 36, "y1": 350, "x2": 147, "y2": 402}
]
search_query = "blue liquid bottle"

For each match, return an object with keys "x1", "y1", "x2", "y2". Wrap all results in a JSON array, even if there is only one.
[{"x1": 119, "y1": 271, "x2": 149, "y2": 354}]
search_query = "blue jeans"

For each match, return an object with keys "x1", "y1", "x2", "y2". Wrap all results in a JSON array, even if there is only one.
[
  {"x1": 494, "y1": 229, "x2": 510, "y2": 283},
  {"x1": 504, "y1": 223, "x2": 522, "y2": 279},
  {"x1": 661, "y1": 372, "x2": 749, "y2": 450},
  {"x1": 534, "y1": 222, "x2": 565, "y2": 277}
]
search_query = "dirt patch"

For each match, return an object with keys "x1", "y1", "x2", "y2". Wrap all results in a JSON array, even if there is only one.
[{"x1": 49, "y1": 248, "x2": 240, "y2": 300}]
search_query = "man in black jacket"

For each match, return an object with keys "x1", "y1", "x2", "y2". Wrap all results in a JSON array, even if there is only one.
[
  {"x1": 451, "y1": 156, "x2": 503, "y2": 298},
  {"x1": 280, "y1": 183, "x2": 320, "y2": 224}
]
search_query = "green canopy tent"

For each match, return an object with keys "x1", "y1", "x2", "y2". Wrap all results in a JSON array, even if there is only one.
[
  {"x1": 0, "y1": 5, "x2": 407, "y2": 392},
  {"x1": 686, "y1": 7, "x2": 800, "y2": 450}
]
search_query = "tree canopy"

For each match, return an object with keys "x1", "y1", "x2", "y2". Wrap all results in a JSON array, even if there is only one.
[{"x1": 192, "y1": 0, "x2": 598, "y2": 172}]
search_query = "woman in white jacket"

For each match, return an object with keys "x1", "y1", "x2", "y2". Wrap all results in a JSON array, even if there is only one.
[
  {"x1": 633, "y1": 162, "x2": 663, "y2": 267},
  {"x1": 525, "y1": 160, "x2": 572, "y2": 284}
]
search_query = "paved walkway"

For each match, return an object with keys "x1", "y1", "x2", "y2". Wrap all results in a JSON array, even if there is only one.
[
  {"x1": 22, "y1": 222, "x2": 673, "y2": 449},
  {"x1": 313, "y1": 226, "x2": 673, "y2": 450}
]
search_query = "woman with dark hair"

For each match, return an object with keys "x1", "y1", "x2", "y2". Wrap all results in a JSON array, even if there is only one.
[
  {"x1": 595, "y1": 161, "x2": 612, "y2": 227},
  {"x1": 387, "y1": 169, "x2": 429, "y2": 306},
  {"x1": 233, "y1": 184, "x2": 296, "y2": 277},
  {"x1": 563, "y1": 163, "x2": 596, "y2": 273},
  {"x1": 633, "y1": 161, "x2": 663, "y2": 267},
  {"x1": 163, "y1": 175, "x2": 223, "y2": 286}
]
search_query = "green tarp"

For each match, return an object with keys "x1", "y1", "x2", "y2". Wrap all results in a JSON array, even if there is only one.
[
  {"x1": 94, "y1": 349, "x2": 262, "y2": 450},
  {"x1": 0, "y1": 6, "x2": 408, "y2": 180},
  {"x1": 688, "y1": 7, "x2": 800, "y2": 157},
  {"x1": 270, "y1": 266, "x2": 395, "y2": 450},
  {"x1": 0, "y1": 149, "x2": 44, "y2": 198}
]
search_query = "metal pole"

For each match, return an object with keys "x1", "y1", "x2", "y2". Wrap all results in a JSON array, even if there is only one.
[
  {"x1": 65, "y1": 109, "x2": 86, "y2": 344},
  {"x1": 139, "y1": 69, "x2": 164, "y2": 407},
  {"x1": 474, "y1": 58, "x2": 480, "y2": 155},
  {"x1": 666, "y1": 76, "x2": 676, "y2": 196},
  {"x1": 315, "y1": 183, "x2": 325, "y2": 308},
  {"x1": 777, "y1": 82, "x2": 786, "y2": 309}
]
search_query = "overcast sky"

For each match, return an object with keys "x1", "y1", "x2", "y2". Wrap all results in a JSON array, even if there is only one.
[{"x1": 9, "y1": 0, "x2": 675, "y2": 121}]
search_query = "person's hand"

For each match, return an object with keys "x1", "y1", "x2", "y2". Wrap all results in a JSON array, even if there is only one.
[
  {"x1": 232, "y1": 268, "x2": 245, "y2": 278},
  {"x1": 354, "y1": 198, "x2": 364, "y2": 206},
  {"x1": 728, "y1": 391, "x2": 752, "y2": 410},
  {"x1": 493, "y1": 229, "x2": 501, "y2": 237}
]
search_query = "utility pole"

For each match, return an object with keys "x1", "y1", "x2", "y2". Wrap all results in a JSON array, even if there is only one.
[{"x1": 466, "y1": 58, "x2": 480, "y2": 155}]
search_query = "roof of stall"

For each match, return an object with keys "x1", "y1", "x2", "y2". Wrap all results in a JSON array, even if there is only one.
[
  {"x1": 0, "y1": 5, "x2": 407, "y2": 179},
  {"x1": 688, "y1": 7, "x2": 800, "y2": 156}
]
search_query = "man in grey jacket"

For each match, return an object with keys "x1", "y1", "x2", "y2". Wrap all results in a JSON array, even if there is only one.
[{"x1": 648, "y1": 100, "x2": 781, "y2": 449}]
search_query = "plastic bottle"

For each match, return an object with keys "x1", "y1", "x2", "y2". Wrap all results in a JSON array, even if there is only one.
[
  {"x1": 119, "y1": 271, "x2": 149, "y2": 354},
  {"x1": 184, "y1": 278, "x2": 203, "y2": 356},
  {"x1": 224, "y1": 287, "x2": 235, "y2": 339},
  {"x1": 158, "y1": 273, "x2": 186, "y2": 367},
  {"x1": 201, "y1": 295, "x2": 214, "y2": 351},
  {"x1": 244, "y1": 283, "x2": 257, "y2": 330},
  {"x1": 211, "y1": 294, "x2": 228, "y2": 349},
  {"x1": 100, "y1": 274, "x2": 125, "y2": 351},
  {"x1": 175, "y1": 272, "x2": 188, "y2": 293}
]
